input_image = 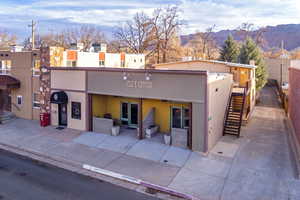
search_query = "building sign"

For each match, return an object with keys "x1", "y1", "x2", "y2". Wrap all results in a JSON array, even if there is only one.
[{"x1": 126, "y1": 80, "x2": 152, "y2": 89}]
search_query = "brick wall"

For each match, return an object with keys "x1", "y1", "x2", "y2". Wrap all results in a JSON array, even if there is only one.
[{"x1": 289, "y1": 67, "x2": 300, "y2": 144}]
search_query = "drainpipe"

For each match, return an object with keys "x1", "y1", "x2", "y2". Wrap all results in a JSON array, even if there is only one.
[{"x1": 204, "y1": 71, "x2": 209, "y2": 153}]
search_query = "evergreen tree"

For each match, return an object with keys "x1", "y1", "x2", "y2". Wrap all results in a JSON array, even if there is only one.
[
  {"x1": 239, "y1": 37, "x2": 267, "y2": 91},
  {"x1": 220, "y1": 34, "x2": 239, "y2": 63}
]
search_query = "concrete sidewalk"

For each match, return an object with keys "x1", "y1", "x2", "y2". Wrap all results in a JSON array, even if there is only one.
[{"x1": 0, "y1": 86, "x2": 299, "y2": 200}]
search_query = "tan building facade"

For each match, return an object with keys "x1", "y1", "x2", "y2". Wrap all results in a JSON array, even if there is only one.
[
  {"x1": 0, "y1": 50, "x2": 41, "y2": 121},
  {"x1": 154, "y1": 60, "x2": 256, "y2": 121},
  {"x1": 49, "y1": 67, "x2": 233, "y2": 153}
]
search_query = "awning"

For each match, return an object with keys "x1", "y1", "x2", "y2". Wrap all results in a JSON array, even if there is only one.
[
  {"x1": 0, "y1": 75, "x2": 20, "y2": 90},
  {"x1": 50, "y1": 91, "x2": 68, "y2": 104}
]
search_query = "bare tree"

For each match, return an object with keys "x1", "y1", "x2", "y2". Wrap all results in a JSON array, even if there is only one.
[
  {"x1": 236, "y1": 22, "x2": 254, "y2": 41},
  {"x1": 185, "y1": 25, "x2": 219, "y2": 60},
  {"x1": 115, "y1": 12, "x2": 153, "y2": 54},
  {"x1": 63, "y1": 25, "x2": 106, "y2": 51},
  {"x1": 0, "y1": 30, "x2": 17, "y2": 49},
  {"x1": 157, "y1": 6, "x2": 183, "y2": 63}
]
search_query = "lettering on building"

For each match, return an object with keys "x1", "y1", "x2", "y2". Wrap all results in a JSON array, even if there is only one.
[{"x1": 126, "y1": 80, "x2": 152, "y2": 89}]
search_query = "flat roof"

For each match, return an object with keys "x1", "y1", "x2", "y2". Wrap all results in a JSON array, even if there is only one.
[
  {"x1": 154, "y1": 59, "x2": 257, "y2": 69},
  {"x1": 48, "y1": 67, "x2": 209, "y2": 76}
]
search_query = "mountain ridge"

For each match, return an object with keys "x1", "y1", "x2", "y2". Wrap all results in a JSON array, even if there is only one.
[{"x1": 180, "y1": 24, "x2": 300, "y2": 51}]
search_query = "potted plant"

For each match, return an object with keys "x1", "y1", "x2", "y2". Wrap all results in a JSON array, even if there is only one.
[
  {"x1": 146, "y1": 125, "x2": 159, "y2": 138},
  {"x1": 111, "y1": 119, "x2": 120, "y2": 136},
  {"x1": 164, "y1": 133, "x2": 171, "y2": 145}
]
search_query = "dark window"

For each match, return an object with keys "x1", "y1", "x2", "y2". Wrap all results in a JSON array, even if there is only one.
[
  {"x1": 71, "y1": 102, "x2": 81, "y2": 120},
  {"x1": 172, "y1": 107, "x2": 182, "y2": 128},
  {"x1": 99, "y1": 60, "x2": 105, "y2": 66},
  {"x1": 121, "y1": 102, "x2": 128, "y2": 119},
  {"x1": 17, "y1": 96, "x2": 22, "y2": 105},
  {"x1": 184, "y1": 108, "x2": 190, "y2": 128}
]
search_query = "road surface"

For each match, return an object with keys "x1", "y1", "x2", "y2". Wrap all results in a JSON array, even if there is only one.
[{"x1": 0, "y1": 150, "x2": 160, "y2": 200}]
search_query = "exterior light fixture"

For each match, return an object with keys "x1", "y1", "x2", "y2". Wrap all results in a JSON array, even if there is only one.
[
  {"x1": 123, "y1": 72, "x2": 128, "y2": 80},
  {"x1": 145, "y1": 72, "x2": 151, "y2": 81}
]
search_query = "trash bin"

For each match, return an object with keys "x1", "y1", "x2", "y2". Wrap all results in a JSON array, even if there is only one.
[{"x1": 40, "y1": 113, "x2": 50, "y2": 127}]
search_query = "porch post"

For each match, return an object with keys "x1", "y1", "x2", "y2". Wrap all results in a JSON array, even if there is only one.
[
  {"x1": 188, "y1": 103, "x2": 193, "y2": 149},
  {"x1": 138, "y1": 98, "x2": 143, "y2": 140}
]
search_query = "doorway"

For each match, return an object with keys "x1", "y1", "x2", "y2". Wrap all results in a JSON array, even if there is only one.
[
  {"x1": 58, "y1": 104, "x2": 67, "y2": 126},
  {"x1": 121, "y1": 102, "x2": 138, "y2": 128}
]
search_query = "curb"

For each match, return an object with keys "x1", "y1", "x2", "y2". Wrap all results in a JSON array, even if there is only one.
[
  {"x1": 0, "y1": 142, "x2": 199, "y2": 200},
  {"x1": 83, "y1": 164, "x2": 197, "y2": 200}
]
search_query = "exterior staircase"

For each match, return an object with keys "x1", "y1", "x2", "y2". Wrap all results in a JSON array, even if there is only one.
[
  {"x1": 223, "y1": 88, "x2": 247, "y2": 137},
  {"x1": 0, "y1": 111, "x2": 16, "y2": 124}
]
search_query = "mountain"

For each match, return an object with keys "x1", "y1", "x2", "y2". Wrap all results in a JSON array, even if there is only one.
[{"x1": 181, "y1": 24, "x2": 300, "y2": 51}]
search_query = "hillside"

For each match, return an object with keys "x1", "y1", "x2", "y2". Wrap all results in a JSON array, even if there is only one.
[{"x1": 181, "y1": 24, "x2": 300, "y2": 51}]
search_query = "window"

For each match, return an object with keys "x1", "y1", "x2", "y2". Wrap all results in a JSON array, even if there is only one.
[
  {"x1": 183, "y1": 108, "x2": 190, "y2": 128},
  {"x1": 33, "y1": 93, "x2": 40, "y2": 108},
  {"x1": 67, "y1": 60, "x2": 77, "y2": 67},
  {"x1": 32, "y1": 59, "x2": 41, "y2": 76},
  {"x1": 99, "y1": 60, "x2": 105, "y2": 66},
  {"x1": 71, "y1": 102, "x2": 81, "y2": 120},
  {"x1": 121, "y1": 60, "x2": 125, "y2": 68},
  {"x1": 172, "y1": 107, "x2": 182, "y2": 128},
  {"x1": 17, "y1": 95, "x2": 22, "y2": 105},
  {"x1": 0, "y1": 60, "x2": 11, "y2": 74},
  {"x1": 171, "y1": 107, "x2": 190, "y2": 129}
]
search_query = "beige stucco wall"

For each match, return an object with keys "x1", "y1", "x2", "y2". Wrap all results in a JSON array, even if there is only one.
[
  {"x1": 10, "y1": 52, "x2": 33, "y2": 120},
  {"x1": 192, "y1": 102, "x2": 206, "y2": 152},
  {"x1": 265, "y1": 58, "x2": 290, "y2": 84},
  {"x1": 0, "y1": 50, "x2": 40, "y2": 120},
  {"x1": 50, "y1": 90, "x2": 87, "y2": 131},
  {"x1": 207, "y1": 74, "x2": 233, "y2": 150},
  {"x1": 51, "y1": 103, "x2": 59, "y2": 126},
  {"x1": 88, "y1": 71, "x2": 206, "y2": 103},
  {"x1": 51, "y1": 70, "x2": 86, "y2": 91},
  {"x1": 155, "y1": 61, "x2": 229, "y2": 73}
]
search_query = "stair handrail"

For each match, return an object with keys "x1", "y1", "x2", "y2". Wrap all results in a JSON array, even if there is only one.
[
  {"x1": 223, "y1": 83, "x2": 234, "y2": 135},
  {"x1": 237, "y1": 86, "x2": 247, "y2": 137}
]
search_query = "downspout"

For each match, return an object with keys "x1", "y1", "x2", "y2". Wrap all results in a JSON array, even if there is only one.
[{"x1": 204, "y1": 71, "x2": 209, "y2": 153}]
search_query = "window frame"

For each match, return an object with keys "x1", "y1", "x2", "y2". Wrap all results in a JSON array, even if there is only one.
[
  {"x1": 171, "y1": 106, "x2": 190, "y2": 129},
  {"x1": 71, "y1": 102, "x2": 81, "y2": 120},
  {"x1": 32, "y1": 92, "x2": 41, "y2": 109},
  {"x1": 17, "y1": 95, "x2": 22, "y2": 105}
]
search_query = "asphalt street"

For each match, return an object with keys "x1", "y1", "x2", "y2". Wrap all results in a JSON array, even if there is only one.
[{"x1": 0, "y1": 150, "x2": 160, "y2": 200}]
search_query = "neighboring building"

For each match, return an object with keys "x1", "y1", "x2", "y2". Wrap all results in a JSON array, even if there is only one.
[
  {"x1": 265, "y1": 58, "x2": 291, "y2": 86},
  {"x1": 0, "y1": 49, "x2": 41, "y2": 121},
  {"x1": 154, "y1": 59, "x2": 257, "y2": 121},
  {"x1": 50, "y1": 44, "x2": 145, "y2": 69},
  {"x1": 48, "y1": 67, "x2": 233, "y2": 152},
  {"x1": 288, "y1": 62, "x2": 300, "y2": 175}
]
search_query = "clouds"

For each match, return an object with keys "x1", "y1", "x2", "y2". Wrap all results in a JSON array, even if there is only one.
[{"x1": 0, "y1": 0, "x2": 299, "y2": 39}]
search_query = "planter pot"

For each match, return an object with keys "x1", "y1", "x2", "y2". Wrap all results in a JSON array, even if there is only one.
[
  {"x1": 111, "y1": 126, "x2": 120, "y2": 136},
  {"x1": 145, "y1": 126, "x2": 159, "y2": 138},
  {"x1": 164, "y1": 135, "x2": 171, "y2": 145}
]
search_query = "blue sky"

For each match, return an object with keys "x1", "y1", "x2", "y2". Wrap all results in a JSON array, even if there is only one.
[{"x1": 1, "y1": 0, "x2": 300, "y2": 40}]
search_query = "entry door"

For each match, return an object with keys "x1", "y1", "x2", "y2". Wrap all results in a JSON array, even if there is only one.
[
  {"x1": 121, "y1": 102, "x2": 138, "y2": 128},
  {"x1": 59, "y1": 104, "x2": 67, "y2": 126},
  {"x1": 129, "y1": 103, "x2": 138, "y2": 127}
]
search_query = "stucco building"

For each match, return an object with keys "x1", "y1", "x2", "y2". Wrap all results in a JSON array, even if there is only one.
[
  {"x1": 50, "y1": 44, "x2": 145, "y2": 69},
  {"x1": 154, "y1": 59, "x2": 257, "y2": 122},
  {"x1": 47, "y1": 66, "x2": 233, "y2": 153},
  {"x1": 0, "y1": 49, "x2": 41, "y2": 121},
  {"x1": 288, "y1": 63, "x2": 300, "y2": 167}
]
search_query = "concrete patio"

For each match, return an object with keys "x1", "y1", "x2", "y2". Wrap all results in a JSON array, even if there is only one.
[{"x1": 0, "y1": 86, "x2": 299, "y2": 200}]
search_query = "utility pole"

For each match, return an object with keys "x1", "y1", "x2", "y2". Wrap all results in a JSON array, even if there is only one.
[
  {"x1": 280, "y1": 40, "x2": 284, "y2": 87},
  {"x1": 28, "y1": 20, "x2": 36, "y2": 49}
]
